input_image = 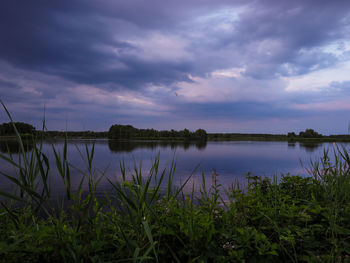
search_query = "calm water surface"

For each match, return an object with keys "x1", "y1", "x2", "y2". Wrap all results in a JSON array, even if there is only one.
[{"x1": 0, "y1": 139, "x2": 347, "y2": 196}]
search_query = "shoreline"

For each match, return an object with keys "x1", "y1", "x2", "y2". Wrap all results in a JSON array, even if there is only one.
[{"x1": 2, "y1": 135, "x2": 350, "y2": 143}]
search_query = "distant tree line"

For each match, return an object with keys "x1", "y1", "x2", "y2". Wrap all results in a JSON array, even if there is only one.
[
  {"x1": 208, "y1": 133, "x2": 286, "y2": 140},
  {"x1": 0, "y1": 122, "x2": 108, "y2": 138},
  {"x1": 2, "y1": 121, "x2": 350, "y2": 142},
  {"x1": 36, "y1": 130, "x2": 108, "y2": 139},
  {"x1": 108, "y1": 124, "x2": 207, "y2": 141},
  {"x1": 209, "y1": 128, "x2": 350, "y2": 141}
]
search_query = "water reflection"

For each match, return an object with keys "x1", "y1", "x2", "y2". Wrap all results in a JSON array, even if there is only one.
[
  {"x1": 299, "y1": 142, "x2": 322, "y2": 152},
  {"x1": 0, "y1": 138, "x2": 328, "y2": 156},
  {"x1": 287, "y1": 141, "x2": 322, "y2": 152},
  {"x1": 0, "y1": 139, "x2": 346, "y2": 199},
  {"x1": 0, "y1": 139, "x2": 33, "y2": 153},
  {"x1": 108, "y1": 140, "x2": 207, "y2": 153},
  {"x1": 288, "y1": 142, "x2": 296, "y2": 148}
]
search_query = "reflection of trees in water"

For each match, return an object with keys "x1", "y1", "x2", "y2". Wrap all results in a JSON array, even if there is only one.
[
  {"x1": 195, "y1": 140, "x2": 207, "y2": 150},
  {"x1": 46, "y1": 139, "x2": 108, "y2": 146},
  {"x1": 0, "y1": 140, "x2": 33, "y2": 153},
  {"x1": 299, "y1": 142, "x2": 322, "y2": 152},
  {"x1": 288, "y1": 142, "x2": 296, "y2": 148},
  {"x1": 108, "y1": 140, "x2": 207, "y2": 153}
]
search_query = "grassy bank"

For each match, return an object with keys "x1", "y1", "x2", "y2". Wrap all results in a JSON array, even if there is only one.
[
  {"x1": 1, "y1": 102, "x2": 350, "y2": 262},
  {"x1": 1, "y1": 129, "x2": 350, "y2": 262}
]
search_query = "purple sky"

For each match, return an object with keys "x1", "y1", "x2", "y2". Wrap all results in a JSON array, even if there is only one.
[{"x1": 1, "y1": 0, "x2": 350, "y2": 134}]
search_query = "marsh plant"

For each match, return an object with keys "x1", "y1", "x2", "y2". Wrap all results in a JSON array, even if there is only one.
[{"x1": 1, "y1": 103, "x2": 350, "y2": 262}]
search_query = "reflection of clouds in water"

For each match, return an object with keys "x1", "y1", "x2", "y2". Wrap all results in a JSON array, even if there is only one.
[
  {"x1": 101, "y1": 148, "x2": 316, "y2": 195},
  {"x1": 1, "y1": 140, "x2": 349, "y2": 199}
]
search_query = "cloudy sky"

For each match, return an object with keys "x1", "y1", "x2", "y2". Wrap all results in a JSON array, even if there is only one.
[{"x1": 1, "y1": 0, "x2": 350, "y2": 134}]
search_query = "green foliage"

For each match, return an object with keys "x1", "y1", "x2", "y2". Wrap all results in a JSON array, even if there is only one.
[
  {"x1": 299, "y1": 128, "x2": 323, "y2": 138},
  {"x1": 2, "y1": 144, "x2": 350, "y2": 262},
  {"x1": 3, "y1": 103, "x2": 350, "y2": 261},
  {"x1": 0, "y1": 121, "x2": 107, "y2": 139},
  {"x1": 194, "y1": 128, "x2": 207, "y2": 140},
  {"x1": 287, "y1": 132, "x2": 296, "y2": 138},
  {"x1": 108, "y1": 124, "x2": 208, "y2": 141}
]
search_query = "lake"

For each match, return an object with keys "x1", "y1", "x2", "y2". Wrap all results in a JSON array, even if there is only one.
[{"x1": 0, "y1": 139, "x2": 347, "y2": 197}]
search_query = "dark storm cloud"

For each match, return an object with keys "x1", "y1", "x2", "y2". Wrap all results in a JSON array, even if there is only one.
[
  {"x1": 1, "y1": 0, "x2": 350, "y2": 86},
  {"x1": 1, "y1": 0, "x2": 350, "y2": 132},
  {"x1": 232, "y1": 0, "x2": 350, "y2": 78},
  {"x1": 236, "y1": 0, "x2": 350, "y2": 46},
  {"x1": 278, "y1": 51, "x2": 338, "y2": 77},
  {"x1": 0, "y1": 1, "x2": 194, "y2": 88}
]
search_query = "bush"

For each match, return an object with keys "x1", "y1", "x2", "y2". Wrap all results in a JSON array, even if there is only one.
[{"x1": 299, "y1": 128, "x2": 322, "y2": 138}]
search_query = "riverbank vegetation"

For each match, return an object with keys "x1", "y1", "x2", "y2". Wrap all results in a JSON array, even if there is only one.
[
  {"x1": 108, "y1": 124, "x2": 208, "y2": 141},
  {"x1": 0, "y1": 122, "x2": 108, "y2": 139},
  {"x1": 209, "y1": 128, "x2": 350, "y2": 142},
  {"x1": 1, "y1": 117, "x2": 350, "y2": 261},
  {"x1": 2, "y1": 121, "x2": 350, "y2": 143},
  {"x1": 37, "y1": 130, "x2": 108, "y2": 139}
]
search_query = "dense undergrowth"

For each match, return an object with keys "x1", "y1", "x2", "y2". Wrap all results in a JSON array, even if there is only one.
[{"x1": 1, "y1": 105, "x2": 350, "y2": 262}]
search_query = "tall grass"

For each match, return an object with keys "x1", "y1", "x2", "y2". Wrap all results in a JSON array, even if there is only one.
[{"x1": 1, "y1": 102, "x2": 350, "y2": 262}]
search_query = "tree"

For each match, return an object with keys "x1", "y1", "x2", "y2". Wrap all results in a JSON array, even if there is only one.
[
  {"x1": 181, "y1": 129, "x2": 191, "y2": 140},
  {"x1": 108, "y1": 124, "x2": 207, "y2": 141},
  {"x1": 194, "y1": 129, "x2": 207, "y2": 140},
  {"x1": 287, "y1": 132, "x2": 296, "y2": 138},
  {"x1": 299, "y1": 129, "x2": 322, "y2": 138},
  {"x1": 0, "y1": 122, "x2": 36, "y2": 136},
  {"x1": 108, "y1": 124, "x2": 137, "y2": 139}
]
